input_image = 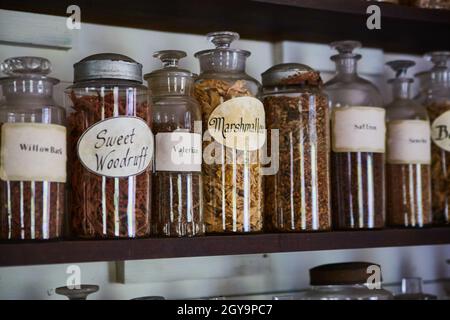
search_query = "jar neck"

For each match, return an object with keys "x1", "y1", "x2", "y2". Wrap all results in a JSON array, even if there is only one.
[
  {"x1": 149, "y1": 76, "x2": 195, "y2": 97},
  {"x1": 1, "y1": 78, "x2": 55, "y2": 102},
  {"x1": 197, "y1": 51, "x2": 247, "y2": 74},
  {"x1": 333, "y1": 56, "x2": 359, "y2": 77},
  {"x1": 391, "y1": 80, "x2": 411, "y2": 100}
]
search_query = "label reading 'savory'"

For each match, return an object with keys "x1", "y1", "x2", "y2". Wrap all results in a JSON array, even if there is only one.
[
  {"x1": 0, "y1": 123, "x2": 67, "y2": 182},
  {"x1": 155, "y1": 132, "x2": 202, "y2": 172},
  {"x1": 332, "y1": 106, "x2": 386, "y2": 153},
  {"x1": 208, "y1": 96, "x2": 266, "y2": 151},
  {"x1": 431, "y1": 110, "x2": 450, "y2": 152},
  {"x1": 387, "y1": 120, "x2": 431, "y2": 164},
  {"x1": 77, "y1": 117, "x2": 153, "y2": 178}
]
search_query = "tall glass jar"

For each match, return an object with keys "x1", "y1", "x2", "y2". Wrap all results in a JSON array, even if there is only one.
[
  {"x1": 194, "y1": 31, "x2": 264, "y2": 233},
  {"x1": 385, "y1": 60, "x2": 432, "y2": 228},
  {"x1": 66, "y1": 54, "x2": 152, "y2": 238},
  {"x1": 261, "y1": 63, "x2": 331, "y2": 232},
  {"x1": 144, "y1": 51, "x2": 204, "y2": 237},
  {"x1": 416, "y1": 52, "x2": 450, "y2": 225},
  {"x1": 324, "y1": 41, "x2": 385, "y2": 230},
  {"x1": 0, "y1": 57, "x2": 66, "y2": 240}
]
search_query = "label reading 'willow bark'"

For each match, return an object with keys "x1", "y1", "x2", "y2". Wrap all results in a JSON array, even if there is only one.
[
  {"x1": 207, "y1": 96, "x2": 266, "y2": 151},
  {"x1": 155, "y1": 132, "x2": 202, "y2": 172},
  {"x1": 431, "y1": 110, "x2": 450, "y2": 152},
  {"x1": 0, "y1": 123, "x2": 67, "y2": 182},
  {"x1": 332, "y1": 106, "x2": 386, "y2": 153},
  {"x1": 387, "y1": 120, "x2": 431, "y2": 164},
  {"x1": 77, "y1": 117, "x2": 153, "y2": 178}
]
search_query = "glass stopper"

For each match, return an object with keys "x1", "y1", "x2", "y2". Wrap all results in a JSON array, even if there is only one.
[
  {"x1": 401, "y1": 277, "x2": 423, "y2": 294},
  {"x1": 330, "y1": 40, "x2": 362, "y2": 55},
  {"x1": 424, "y1": 51, "x2": 450, "y2": 68},
  {"x1": 0, "y1": 56, "x2": 51, "y2": 76},
  {"x1": 55, "y1": 285, "x2": 99, "y2": 300},
  {"x1": 207, "y1": 31, "x2": 240, "y2": 49},
  {"x1": 386, "y1": 60, "x2": 415, "y2": 78},
  {"x1": 153, "y1": 50, "x2": 187, "y2": 68}
]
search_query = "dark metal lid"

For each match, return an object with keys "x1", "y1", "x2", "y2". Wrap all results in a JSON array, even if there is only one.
[
  {"x1": 73, "y1": 53, "x2": 143, "y2": 83},
  {"x1": 261, "y1": 63, "x2": 322, "y2": 87},
  {"x1": 309, "y1": 262, "x2": 382, "y2": 286}
]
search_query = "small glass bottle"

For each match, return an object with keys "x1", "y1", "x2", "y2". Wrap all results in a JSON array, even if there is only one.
[
  {"x1": 194, "y1": 31, "x2": 264, "y2": 233},
  {"x1": 144, "y1": 51, "x2": 204, "y2": 237},
  {"x1": 385, "y1": 60, "x2": 432, "y2": 228},
  {"x1": 394, "y1": 278, "x2": 437, "y2": 300},
  {"x1": 0, "y1": 57, "x2": 66, "y2": 240},
  {"x1": 324, "y1": 41, "x2": 385, "y2": 230},
  {"x1": 416, "y1": 52, "x2": 450, "y2": 225}
]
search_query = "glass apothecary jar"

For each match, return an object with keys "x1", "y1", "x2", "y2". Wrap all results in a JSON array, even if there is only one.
[
  {"x1": 0, "y1": 57, "x2": 66, "y2": 240},
  {"x1": 324, "y1": 41, "x2": 386, "y2": 230},
  {"x1": 385, "y1": 60, "x2": 432, "y2": 228},
  {"x1": 65, "y1": 53, "x2": 153, "y2": 239},
  {"x1": 416, "y1": 52, "x2": 450, "y2": 225},
  {"x1": 144, "y1": 50, "x2": 204, "y2": 237},
  {"x1": 300, "y1": 262, "x2": 393, "y2": 300},
  {"x1": 261, "y1": 63, "x2": 331, "y2": 232},
  {"x1": 194, "y1": 31, "x2": 264, "y2": 233}
]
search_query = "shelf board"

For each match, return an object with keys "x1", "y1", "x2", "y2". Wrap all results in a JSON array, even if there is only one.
[
  {"x1": 1, "y1": 227, "x2": 449, "y2": 267},
  {"x1": 0, "y1": 0, "x2": 449, "y2": 54}
]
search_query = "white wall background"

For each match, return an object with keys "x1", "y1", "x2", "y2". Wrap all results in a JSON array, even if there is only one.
[{"x1": 0, "y1": 10, "x2": 448, "y2": 300}]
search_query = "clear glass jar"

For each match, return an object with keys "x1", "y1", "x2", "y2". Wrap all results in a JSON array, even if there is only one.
[
  {"x1": 194, "y1": 31, "x2": 264, "y2": 233},
  {"x1": 261, "y1": 63, "x2": 331, "y2": 232},
  {"x1": 144, "y1": 50, "x2": 204, "y2": 237},
  {"x1": 385, "y1": 60, "x2": 432, "y2": 228},
  {"x1": 300, "y1": 262, "x2": 393, "y2": 300},
  {"x1": 0, "y1": 57, "x2": 66, "y2": 240},
  {"x1": 416, "y1": 52, "x2": 450, "y2": 225},
  {"x1": 65, "y1": 53, "x2": 152, "y2": 238},
  {"x1": 394, "y1": 278, "x2": 437, "y2": 300},
  {"x1": 324, "y1": 41, "x2": 385, "y2": 230}
]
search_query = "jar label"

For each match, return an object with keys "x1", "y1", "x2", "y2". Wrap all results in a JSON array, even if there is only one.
[
  {"x1": 0, "y1": 123, "x2": 67, "y2": 182},
  {"x1": 387, "y1": 120, "x2": 431, "y2": 164},
  {"x1": 431, "y1": 110, "x2": 450, "y2": 152},
  {"x1": 207, "y1": 96, "x2": 266, "y2": 151},
  {"x1": 332, "y1": 106, "x2": 386, "y2": 153},
  {"x1": 155, "y1": 132, "x2": 202, "y2": 172},
  {"x1": 77, "y1": 117, "x2": 153, "y2": 178}
]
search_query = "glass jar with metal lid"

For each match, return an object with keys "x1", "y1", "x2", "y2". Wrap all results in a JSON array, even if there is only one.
[
  {"x1": 261, "y1": 63, "x2": 331, "y2": 232},
  {"x1": 416, "y1": 52, "x2": 450, "y2": 225},
  {"x1": 0, "y1": 57, "x2": 66, "y2": 240},
  {"x1": 144, "y1": 50, "x2": 204, "y2": 237},
  {"x1": 194, "y1": 31, "x2": 264, "y2": 234},
  {"x1": 65, "y1": 53, "x2": 153, "y2": 239}
]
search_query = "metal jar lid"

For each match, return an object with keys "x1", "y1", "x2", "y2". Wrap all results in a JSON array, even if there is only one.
[
  {"x1": 309, "y1": 262, "x2": 382, "y2": 286},
  {"x1": 261, "y1": 63, "x2": 322, "y2": 87},
  {"x1": 73, "y1": 53, "x2": 143, "y2": 83}
]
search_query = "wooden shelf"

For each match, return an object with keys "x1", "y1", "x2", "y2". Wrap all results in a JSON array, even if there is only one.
[
  {"x1": 1, "y1": 0, "x2": 449, "y2": 54},
  {"x1": 1, "y1": 227, "x2": 449, "y2": 267}
]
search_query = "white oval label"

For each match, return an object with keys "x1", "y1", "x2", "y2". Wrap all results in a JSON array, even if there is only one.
[
  {"x1": 77, "y1": 117, "x2": 153, "y2": 178},
  {"x1": 431, "y1": 110, "x2": 450, "y2": 152},
  {"x1": 207, "y1": 96, "x2": 266, "y2": 151}
]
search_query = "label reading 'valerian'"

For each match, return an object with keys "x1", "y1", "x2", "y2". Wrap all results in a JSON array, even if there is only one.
[
  {"x1": 207, "y1": 96, "x2": 266, "y2": 151},
  {"x1": 77, "y1": 117, "x2": 153, "y2": 178}
]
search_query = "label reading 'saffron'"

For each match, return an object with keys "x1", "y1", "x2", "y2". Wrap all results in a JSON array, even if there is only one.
[
  {"x1": 431, "y1": 111, "x2": 450, "y2": 152},
  {"x1": 0, "y1": 123, "x2": 67, "y2": 182},
  {"x1": 387, "y1": 120, "x2": 431, "y2": 164},
  {"x1": 332, "y1": 106, "x2": 386, "y2": 153},
  {"x1": 207, "y1": 96, "x2": 266, "y2": 151},
  {"x1": 77, "y1": 117, "x2": 153, "y2": 178},
  {"x1": 155, "y1": 132, "x2": 202, "y2": 172}
]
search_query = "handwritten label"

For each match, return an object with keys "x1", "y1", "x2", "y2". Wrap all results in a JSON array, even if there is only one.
[
  {"x1": 387, "y1": 120, "x2": 431, "y2": 164},
  {"x1": 155, "y1": 132, "x2": 202, "y2": 172},
  {"x1": 208, "y1": 96, "x2": 266, "y2": 151},
  {"x1": 0, "y1": 123, "x2": 67, "y2": 182},
  {"x1": 431, "y1": 111, "x2": 450, "y2": 152},
  {"x1": 332, "y1": 106, "x2": 386, "y2": 153},
  {"x1": 77, "y1": 117, "x2": 153, "y2": 178}
]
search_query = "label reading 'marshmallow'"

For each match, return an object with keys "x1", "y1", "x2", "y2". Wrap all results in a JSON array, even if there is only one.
[
  {"x1": 0, "y1": 123, "x2": 67, "y2": 182},
  {"x1": 387, "y1": 120, "x2": 431, "y2": 164},
  {"x1": 77, "y1": 117, "x2": 153, "y2": 178},
  {"x1": 155, "y1": 132, "x2": 202, "y2": 172},
  {"x1": 208, "y1": 96, "x2": 266, "y2": 151},
  {"x1": 332, "y1": 106, "x2": 386, "y2": 153}
]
